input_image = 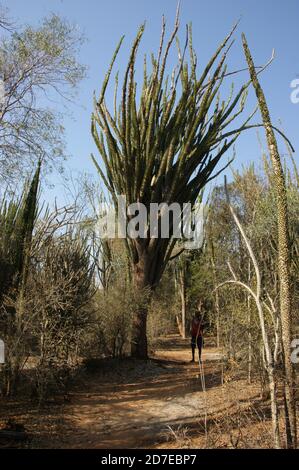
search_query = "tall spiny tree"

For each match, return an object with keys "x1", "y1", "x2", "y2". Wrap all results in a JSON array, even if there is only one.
[
  {"x1": 243, "y1": 35, "x2": 297, "y2": 448},
  {"x1": 0, "y1": 161, "x2": 41, "y2": 307},
  {"x1": 17, "y1": 160, "x2": 41, "y2": 319},
  {"x1": 92, "y1": 14, "x2": 254, "y2": 358}
]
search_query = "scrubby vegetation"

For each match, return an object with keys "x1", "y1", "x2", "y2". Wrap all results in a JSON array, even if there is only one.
[{"x1": 0, "y1": 4, "x2": 298, "y2": 450}]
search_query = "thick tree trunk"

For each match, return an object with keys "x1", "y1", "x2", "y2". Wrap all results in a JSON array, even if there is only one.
[{"x1": 130, "y1": 253, "x2": 151, "y2": 359}]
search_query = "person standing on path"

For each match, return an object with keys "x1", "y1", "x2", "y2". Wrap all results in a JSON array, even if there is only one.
[{"x1": 190, "y1": 305, "x2": 204, "y2": 363}]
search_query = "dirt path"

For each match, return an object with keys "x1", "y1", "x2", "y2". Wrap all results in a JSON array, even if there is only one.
[
  {"x1": 2, "y1": 335, "x2": 260, "y2": 449},
  {"x1": 51, "y1": 335, "x2": 224, "y2": 448}
]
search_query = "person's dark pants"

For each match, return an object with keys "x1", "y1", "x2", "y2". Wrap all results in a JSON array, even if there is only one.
[{"x1": 191, "y1": 336, "x2": 203, "y2": 361}]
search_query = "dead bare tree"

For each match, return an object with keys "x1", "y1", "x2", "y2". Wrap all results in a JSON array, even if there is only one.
[{"x1": 216, "y1": 176, "x2": 281, "y2": 448}]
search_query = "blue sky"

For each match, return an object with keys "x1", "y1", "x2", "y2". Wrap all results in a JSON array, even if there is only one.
[{"x1": 5, "y1": 0, "x2": 299, "y2": 204}]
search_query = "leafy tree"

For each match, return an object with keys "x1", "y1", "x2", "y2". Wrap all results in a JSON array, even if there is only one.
[{"x1": 0, "y1": 11, "x2": 86, "y2": 183}]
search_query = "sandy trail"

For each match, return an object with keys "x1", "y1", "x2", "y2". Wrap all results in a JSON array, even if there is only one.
[
  {"x1": 55, "y1": 335, "x2": 223, "y2": 449},
  {"x1": 0, "y1": 336, "x2": 279, "y2": 449},
  {"x1": 1, "y1": 335, "x2": 229, "y2": 449}
]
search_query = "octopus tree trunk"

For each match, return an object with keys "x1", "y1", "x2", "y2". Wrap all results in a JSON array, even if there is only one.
[{"x1": 130, "y1": 253, "x2": 152, "y2": 359}]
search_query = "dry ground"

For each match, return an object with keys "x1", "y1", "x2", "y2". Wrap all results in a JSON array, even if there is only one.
[{"x1": 0, "y1": 335, "x2": 275, "y2": 448}]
